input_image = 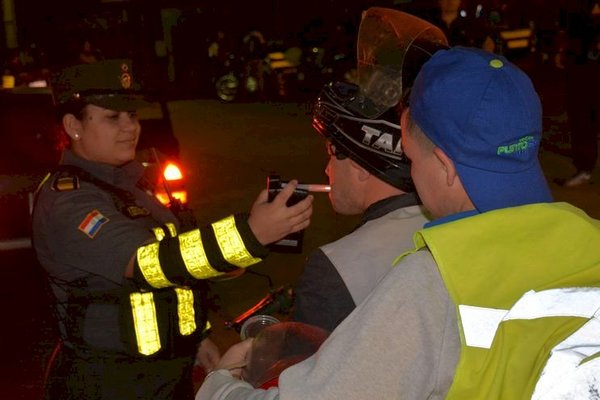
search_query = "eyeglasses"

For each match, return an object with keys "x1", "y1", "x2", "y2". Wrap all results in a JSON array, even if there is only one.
[{"x1": 326, "y1": 141, "x2": 348, "y2": 160}]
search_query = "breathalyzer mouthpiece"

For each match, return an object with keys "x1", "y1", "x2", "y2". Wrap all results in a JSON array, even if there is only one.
[{"x1": 280, "y1": 182, "x2": 331, "y2": 193}]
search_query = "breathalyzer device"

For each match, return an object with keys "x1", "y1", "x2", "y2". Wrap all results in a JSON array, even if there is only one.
[{"x1": 266, "y1": 174, "x2": 330, "y2": 253}]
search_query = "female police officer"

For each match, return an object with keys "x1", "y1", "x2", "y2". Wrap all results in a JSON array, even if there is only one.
[{"x1": 32, "y1": 59, "x2": 313, "y2": 400}]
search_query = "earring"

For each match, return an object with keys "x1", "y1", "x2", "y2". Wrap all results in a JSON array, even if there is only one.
[{"x1": 74, "y1": 133, "x2": 80, "y2": 140}]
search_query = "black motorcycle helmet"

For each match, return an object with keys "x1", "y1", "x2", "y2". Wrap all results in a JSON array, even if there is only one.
[
  {"x1": 313, "y1": 81, "x2": 414, "y2": 191},
  {"x1": 312, "y1": 8, "x2": 448, "y2": 192}
]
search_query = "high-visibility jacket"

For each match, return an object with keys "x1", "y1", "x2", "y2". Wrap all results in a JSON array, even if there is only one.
[{"x1": 411, "y1": 202, "x2": 600, "y2": 399}]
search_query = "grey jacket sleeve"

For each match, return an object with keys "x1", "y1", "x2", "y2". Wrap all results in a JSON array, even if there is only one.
[
  {"x1": 197, "y1": 370, "x2": 280, "y2": 400},
  {"x1": 292, "y1": 248, "x2": 355, "y2": 332},
  {"x1": 197, "y1": 250, "x2": 460, "y2": 400}
]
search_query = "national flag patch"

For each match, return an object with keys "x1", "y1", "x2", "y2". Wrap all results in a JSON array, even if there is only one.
[{"x1": 78, "y1": 210, "x2": 109, "y2": 238}]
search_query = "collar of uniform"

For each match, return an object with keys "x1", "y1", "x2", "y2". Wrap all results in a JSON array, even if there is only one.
[
  {"x1": 61, "y1": 149, "x2": 144, "y2": 188},
  {"x1": 357, "y1": 193, "x2": 421, "y2": 228}
]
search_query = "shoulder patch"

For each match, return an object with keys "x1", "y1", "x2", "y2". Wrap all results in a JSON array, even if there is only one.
[
  {"x1": 52, "y1": 173, "x2": 80, "y2": 192},
  {"x1": 78, "y1": 210, "x2": 109, "y2": 238},
  {"x1": 126, "y1": 205, "x2": 151, "y2": 218}
]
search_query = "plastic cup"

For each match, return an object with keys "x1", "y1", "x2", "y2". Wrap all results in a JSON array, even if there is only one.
[{"x1": 240, "y1": 315, "x2": 280, "y2": 340}]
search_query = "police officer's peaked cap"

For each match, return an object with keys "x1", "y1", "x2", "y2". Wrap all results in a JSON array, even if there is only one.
[{"x1": 50, "y1": 59, "x2": 149, "y2": 111}]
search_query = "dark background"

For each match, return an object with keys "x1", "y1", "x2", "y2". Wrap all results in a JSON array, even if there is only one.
[
  {"x1": 0, "y1": 0, "x2": 576, "y2": 97},
  {"x1": 1, "y1": 1, "x2": 598, "y2": 399}
]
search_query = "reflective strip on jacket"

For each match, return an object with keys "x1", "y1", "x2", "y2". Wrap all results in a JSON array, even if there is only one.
[
  {"x1": 129, "y1": 223, "x2": 201, "y2": 356},
  {"x1": 122, "y1": 207, "x2": 264, "y2": 357},
  {"x1": 136, "y1": 214, "x2": 262, "y2": 289},
  {"x1": 129, "y1": 221, "x2": 223, "y2": 356}
]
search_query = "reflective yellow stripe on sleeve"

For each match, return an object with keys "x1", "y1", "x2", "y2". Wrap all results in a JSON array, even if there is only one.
[
  {"x1": 130, "y1": 292, "x2": 161, "y2": 356},
  {"x1": 152, "y1": 227, "x2": 166, "y2": 241},
  {"x1": 212, "y1": 215, "x2": 262, "y2": 268},
  {"x1": 152, "y1": 223, "x2": 177, "y2": 242},
  {"x1": 179, "y1": 229, "x2": 222, "y2": 279},
  {"x1": 152, "y1": 222, "x2": 178, "y2": 242},
  {"x1": 165, "y1": 222, "x2": 177, "y2": 237},
  {"x1": 174, "y1": 287, "x2": 197, "y2": 336},
  {"x1": 136, "y1": 242, "x2": 174, "y2": 288}
]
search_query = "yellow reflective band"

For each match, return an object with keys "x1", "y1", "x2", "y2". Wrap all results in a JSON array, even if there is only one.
[
  {"x1": 152, "y1": 223, "x2": 177, "y2": 242},
  {"x1": 165, "y1": 222, "x2": 177, "y2": 237},
  {"x1": 152, "y1": 227, "x2": 166, "y2": 241},
  {"x1": 175, "y1": 287, "x2": 197, "y2": 336},
  {"x1": 130, "y1": 292, "x2": 161, "y2": 356},
  {"x1": 212, "y1": 216, "x2": 261, "y2": 268},
  {"x1": 136, "y1": 242, "x2": 174, "y2": 288},
  {"x1": 179, "y1": 229, "x2": 223, "y2": 279},
  {"x1": 36, "y1": 172, "x2": 52, "y2": 194}
]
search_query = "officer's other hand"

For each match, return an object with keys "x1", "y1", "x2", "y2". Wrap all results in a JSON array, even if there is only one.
[
  {"x1": 196, "y1": 338, "x2": 221, "y2": 372},
  {"x1": 214, "y1": 338, "x2": 253, "y2": 379},
  {"x1": 248, "y1": 179, "x2": 313, "y2": 245}
]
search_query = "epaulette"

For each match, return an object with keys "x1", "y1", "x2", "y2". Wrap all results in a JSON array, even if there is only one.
[
  {"x1": 49, "y1": 164, "x2": 151, "y2": 219},
  {"x1": 51, "y1": 170, "x2": 80, "y2": 192}
]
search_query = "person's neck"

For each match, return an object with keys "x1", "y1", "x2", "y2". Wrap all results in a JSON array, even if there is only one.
[{"x1": 363, "y1": 181, "x2": 404, "y2": 210}]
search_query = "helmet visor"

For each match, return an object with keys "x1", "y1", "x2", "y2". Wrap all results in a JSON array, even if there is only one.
[{"x1": 352, "y1": 7, "x2": 448, "y2": 119}]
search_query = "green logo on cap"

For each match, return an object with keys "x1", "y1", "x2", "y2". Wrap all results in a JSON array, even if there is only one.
[
  {"x1": 497, "y1": 135, "x2": 535, "y2": 155},
  {"x1": 489, "y1": 59, "x2": 503, "y2": 68}
]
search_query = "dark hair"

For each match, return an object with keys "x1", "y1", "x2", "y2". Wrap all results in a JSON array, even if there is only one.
[
  {"x1": 54, "y1": 101, "x2": 89, "y2": 150},
  {"x1": 54, "y1": 100, "x2": 87, "y2": 122}
]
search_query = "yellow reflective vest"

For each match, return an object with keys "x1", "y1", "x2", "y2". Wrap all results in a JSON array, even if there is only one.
[{"x1": 411, "y1": 202, "x2": 600, "y2": 399}]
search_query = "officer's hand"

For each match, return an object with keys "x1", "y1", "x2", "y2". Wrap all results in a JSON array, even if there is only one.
[
  {"x1": 196, "y1": 337, "x2": 221, "y2": 372},
  {"x1": 214, "y1": 338, "x2": 254, "y2": 379},
  {"x1": 248, "y1": 180, "x2": 313, "y2": 245}
]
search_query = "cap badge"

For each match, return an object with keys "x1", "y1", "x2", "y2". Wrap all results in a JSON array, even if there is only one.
[
  {"x1": 120, "y1": 62, "x2": 132, "y2": 89},
  {"x1": 120, "y1": 72, "x2": 132, "y2": 89}
]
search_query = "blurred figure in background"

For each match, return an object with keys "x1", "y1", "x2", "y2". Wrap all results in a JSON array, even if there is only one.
[
  {"x1": 430, "y1": 0, "x2": 495, "y2": 52},
  {"x1": 241, "y1": 29, "x2": 268, "y2": 95},
  {"x1": 78, "y1": 39, "x2": 102, "y2": 64},
  {"x1": 554, "y1": 1, "x2": 600, "y2": 187}
]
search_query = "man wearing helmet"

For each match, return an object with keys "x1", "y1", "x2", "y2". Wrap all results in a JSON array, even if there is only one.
[
  {"x1": 290, "y1": 5, "x2": 449, "y2": 333},
  {"x1": 291, "y1": 81, "x2": 430, "y2": 332}
]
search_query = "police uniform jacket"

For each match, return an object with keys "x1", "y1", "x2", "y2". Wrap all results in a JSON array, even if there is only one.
[{"x1": 33, "y1": 149, "x2": 267, "y2": 356}]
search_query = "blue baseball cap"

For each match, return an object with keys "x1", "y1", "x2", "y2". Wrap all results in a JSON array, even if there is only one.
[{"x1": 409, "y1": 46, "x2": 552, "y2": 212}]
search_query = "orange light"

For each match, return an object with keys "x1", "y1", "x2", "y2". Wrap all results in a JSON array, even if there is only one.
[
  {"x1": 156, "y1": 192, "x2": 169, "y2": 205},
  {"x1": 171, "y1": 190, "x2": 188, "y2": 204},
  {"x1": 155, "y1": 190, "x2": 188, "y2": 206},
  {"x1": 163, "y1": 162, "x2": 183, "y2": 181},
  {"x1": 156, "y1": 161, "x2": 188, "y2": 205}
]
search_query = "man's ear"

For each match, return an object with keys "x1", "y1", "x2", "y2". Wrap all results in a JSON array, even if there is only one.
[
  {"x1": 63, "y1": 114, "x2": 82, "y2": 141},
  {"x1": 349, "y1": 158, "x2": 370, "y2": 182},
  {"x1": 433, "y1": 147, "x2": 459, "y2": 187}
]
